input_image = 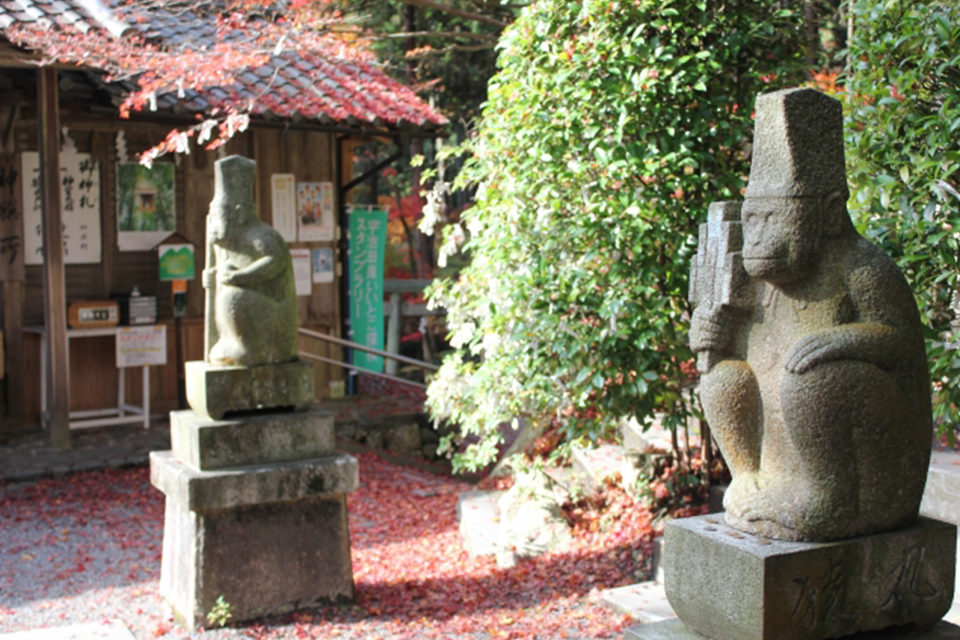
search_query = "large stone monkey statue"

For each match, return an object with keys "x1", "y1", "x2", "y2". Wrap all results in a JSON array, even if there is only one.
[
  {"x1": 689, "y1": 89, "x2": 931, "y2": 541},
  {"x1": 203, "y1": 155, "x2": 298, "y2": 368}
]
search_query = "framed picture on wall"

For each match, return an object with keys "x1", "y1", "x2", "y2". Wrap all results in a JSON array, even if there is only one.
[{"x1": 117, "y1": 162, "x2": 176, "y2": 251}]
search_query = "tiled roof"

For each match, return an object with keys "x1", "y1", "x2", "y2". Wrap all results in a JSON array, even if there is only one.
[{"x1": 0, "y1": 0, "x2": 447, "y2": 130}]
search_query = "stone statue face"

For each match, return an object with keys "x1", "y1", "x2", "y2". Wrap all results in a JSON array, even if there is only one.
[{"x1": 741, "y1": 196, "x2": 821, "y2": 284}]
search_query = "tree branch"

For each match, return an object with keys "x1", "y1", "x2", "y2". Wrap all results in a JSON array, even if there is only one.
[
  {"x1": 376, "y1": 30, "x2": 498, "y2": 42},
  {"x1": 392, "y1": 0, "x2": 509, "y2": 28},
  {"x1": 404, "y1": 43, "x2": 494, "y2": 57}
]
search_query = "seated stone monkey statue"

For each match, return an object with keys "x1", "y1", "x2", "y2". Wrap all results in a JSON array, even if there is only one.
[
  {"x1": 689, "y1": 88, "x2": 931, "y2": 541},
  {"x1": 202, "y1": 155, "x2": 299, "y2": 368}
]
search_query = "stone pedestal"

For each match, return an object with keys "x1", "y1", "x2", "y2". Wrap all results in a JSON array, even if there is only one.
[
  {"x1": 633, "y1": 514, "x2": 956, "y2": 640},
  {"x1": 625, "y1": 618, "x2": 960, "y2": 639},
  {"x1": 185, "y1": 359, "x2": 314, "y2": 420},
  {"x1": 921, "y1": 449, "x2": 960, "y2": 621},
  {"x1": 150, "y1": 408, "x2": 357, "y2": 629}
]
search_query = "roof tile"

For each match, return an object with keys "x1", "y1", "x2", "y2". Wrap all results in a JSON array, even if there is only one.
[{"x1": 1, "y1": 0, "x2": 445, "y2": 129}]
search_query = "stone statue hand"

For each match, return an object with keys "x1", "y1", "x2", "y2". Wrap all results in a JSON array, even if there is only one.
[
  {"x1": 217, "y1": 264, "x2": 241, "y2": 286},
  {"x1": 690, "y1": 305, "x2": 733, "y2": 353},
  {"x1": 784, "y1": 331, "x2": 847, "y2": 374},
  {"x1": 202, "y1": 267, "x2": 217, "y2": 289}
]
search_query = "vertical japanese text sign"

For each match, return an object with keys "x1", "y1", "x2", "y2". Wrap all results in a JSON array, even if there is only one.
[
  {"x1": 348, "y1": 209, "x2": 387, "y2": 372},
  {"x1": 21, "y1": 149, "x2": 101, "y2": 264},
  {"x1": 0, "y1": 154, "x2": 24, "y2": 280}
]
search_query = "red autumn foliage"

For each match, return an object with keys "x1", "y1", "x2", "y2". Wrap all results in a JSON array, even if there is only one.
[
  {"x1": 0, "y1": 452, "x2": 658, "y2": 639},
  {"x1": 3, "y1": 0, "x2": 444, "y2": 164}
]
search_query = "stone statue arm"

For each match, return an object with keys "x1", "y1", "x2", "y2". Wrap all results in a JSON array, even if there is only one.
[
  {"x1": 786, "y1": 250, "x2": 920, "y2": 374},
  {"x1": 218, "y1": 253, "x2": 286, "y2": 287},
  {"x1": 783, "y1": 322, "x2": 913, "y2": 374}
]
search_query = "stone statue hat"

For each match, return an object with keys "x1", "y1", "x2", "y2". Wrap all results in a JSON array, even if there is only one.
[
  {"x1": 744, "y1": 88, "x2": 849, "y2": 199},
  {"x1": 213, "y1": 155, "x2": 257, "y2": 221}
]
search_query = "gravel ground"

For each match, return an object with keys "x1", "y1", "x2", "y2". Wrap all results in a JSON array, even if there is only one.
[{"x1": 0, "y1": 454, "x2": 642, "y2": 640}]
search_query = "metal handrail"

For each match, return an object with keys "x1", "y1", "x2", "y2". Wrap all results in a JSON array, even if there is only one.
[
  {"x1": 298, "y1": 327, "x2": 439, "y2": 372},
  {"x1": 299, "y1": 351, "x2": 427, "y2": 389}
]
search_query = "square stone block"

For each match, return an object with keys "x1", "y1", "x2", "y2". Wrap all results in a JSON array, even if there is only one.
[
  {"x1": 625, "y1": 618, "x2": 960, "y2": 640},
  {"x1": 151, "y1": 450, "x2": 358, "y2": 628},
  {"x1": 170, "y1": 408, "x2": 334, "y2": 471},
  {"x1": 150, "y1": 450, "x2": 357, "y2": 511},
  {"x1": 185, "y1": 359, "x2": 314, "y2": 420},
  {"x1": 158, "y1": 492, "x2": 354, "y2": 629},
  {"x1": 663, "y1": 514, "x2": 956, "y2": 640}
]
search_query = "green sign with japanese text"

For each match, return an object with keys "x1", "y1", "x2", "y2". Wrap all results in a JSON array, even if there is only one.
[{"x1": 349, "y1": 209, "x2": 387, "y2": 372}]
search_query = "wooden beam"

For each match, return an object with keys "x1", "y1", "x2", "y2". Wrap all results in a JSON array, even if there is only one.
[{"x1": 38, "y1": 67, "x2": 70, "y2": 450}]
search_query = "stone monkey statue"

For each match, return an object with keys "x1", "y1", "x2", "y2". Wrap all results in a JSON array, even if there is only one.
[
  {"x1": 202, "y1": 155, "x2": 298, "y2": 368},
  {"x1": 689, "y1": 89, "x2": 931, "y2": 541}
]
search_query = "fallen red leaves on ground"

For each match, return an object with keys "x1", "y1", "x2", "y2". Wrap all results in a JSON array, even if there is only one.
[{"x1": 1, "y1": 452, "x2": 655, "y2": 639}]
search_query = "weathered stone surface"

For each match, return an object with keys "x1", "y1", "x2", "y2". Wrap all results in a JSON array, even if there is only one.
[
  {"x1": 150, "y1": 450, "x2": 357, "y2": 511},
  {"x1": 170, "y1": 408, "x2": 334, "y2": 471},
  {"x1": 202, "y1": 155, "x2": 298, "y2": 368},
  {"x1": 625, "y1": 619, "x2": 960, "y2": 640},
  {"x1": 921, "y1": 450, "x2": 960, "y2": 526},
  {"x1": 158, "y1": 491, "x2": 354, "y2": 629},
  {"x1": 185, "y1": 359, "x2": 314, "y2": 421},
  {"x1": 496, "y1": 468, "x2": 572, "y2": 559},
  {"x1": 921, "y1": 449, "x2": 960, "y2": 619},
  {"x1": 662, "y1": 514, "x2": 956, "y2": 640},
  {"x1": 457, "y1": 490, "x2": 502, "y2": 558},
  {"x1": 383, "y1": 421, "x2": 421, "y2": 456},
  {"x1": 601, "y1": 581, "x2": 675, "y2": 624},
  {"x1": 152, "y1": 449, "x2": 357, "y2": 629},
  {"x1": 688, "y1": 88, "x2": 932, "y2": 541},
  {"x1": 571, "y1": 442, "x2": 625, "y2": 493}
]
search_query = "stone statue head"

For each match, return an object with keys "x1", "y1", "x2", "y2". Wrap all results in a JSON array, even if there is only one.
[
  {"x1": 209, "y1": 155, "x2": 258, "y2": 242},
  {"x1": 741, "y1": 89, "x2": 852, "y2": 284}
]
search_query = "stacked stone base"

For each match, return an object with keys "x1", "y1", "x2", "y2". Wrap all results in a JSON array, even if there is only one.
[
  {"x1": 625, "y1": 514, "x2": 957, "y2": 640},
  {"x1": 151, "y1": 408, "x2": 357, "y2": 629}
]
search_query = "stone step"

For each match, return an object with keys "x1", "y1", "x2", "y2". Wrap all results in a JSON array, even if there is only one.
[
  {"x1": 921, "y1": 448, "x2": 960, "y2": 613},
  {"x1": 0, "y1": 622, "x2": 135, "y2": 640},
  {"x1": 456, "y1": 489, "x2": 502, "y2": 558},
  {"x1": 570, "y1": 442, "x2": 627, "y2": 493},
  {"x1": 620, "y1": 416, "x2": 700, "y2": 453},
  {"x1": 600, "y1": 580, "x2": 676, "y2": 624}
]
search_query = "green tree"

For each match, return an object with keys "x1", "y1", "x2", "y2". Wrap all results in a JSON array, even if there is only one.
[
  {"x1": 335, "y1": 0, "x2": 513, "y2": 127},
  {"x1": 843, "y1": 0, "x2": 960, "y2": 434},
  {"x1": 426, "y1": 0, "x2": 806, "y2": 471}
]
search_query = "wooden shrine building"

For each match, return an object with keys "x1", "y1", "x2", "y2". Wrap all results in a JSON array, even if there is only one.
[{"x1": 0, "y1": 0, "x2": 445, "y2": 448}]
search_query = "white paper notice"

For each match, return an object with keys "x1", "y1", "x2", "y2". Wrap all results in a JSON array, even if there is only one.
[
  {"x1": 115, "y1": 325, "x2": 167, "y2": 368},
  {"x1": 290, "y1": 248, "x2": 312, "y2": 296},
  {"x1": 271, "y1": 173, "x2": 297, "y2": 242}
]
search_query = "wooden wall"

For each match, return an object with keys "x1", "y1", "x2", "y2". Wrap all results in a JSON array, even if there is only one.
[{"x1": 6, "y1": 115, "x2": 344, "y2": 429}]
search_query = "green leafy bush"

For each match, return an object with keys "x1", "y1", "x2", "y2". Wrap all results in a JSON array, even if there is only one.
[
  {"x1": 843, "y1": 0, "x2": 960, "y2": 434},
  {"x1": 426, "y1": 0, "x2": 805, "y2": 471}
]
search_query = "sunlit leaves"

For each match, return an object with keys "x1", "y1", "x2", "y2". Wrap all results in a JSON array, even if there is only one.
[
  {"x1": 426, "y1": 0, "x2": 806, "y2": 471},
  {"x1": 842, "y1": 0, "x2": 960, "y2": 434}
]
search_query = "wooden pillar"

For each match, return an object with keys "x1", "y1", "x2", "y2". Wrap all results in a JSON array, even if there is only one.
[
  {"x1": 2, "y1": 281, "x2": 24, "y2": 420},
  {"x1": 38, "y1": 67, "x2": 70, "y2": 450}
]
